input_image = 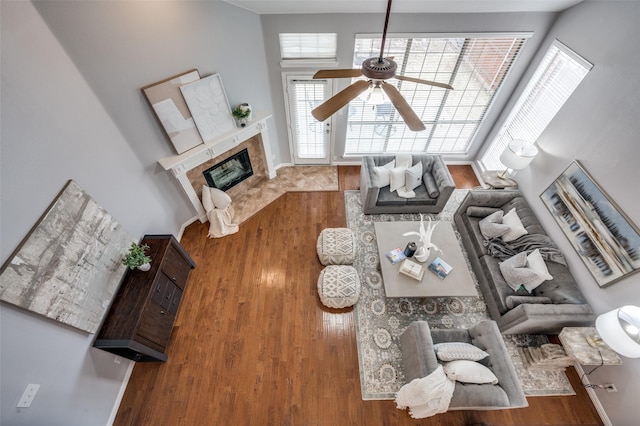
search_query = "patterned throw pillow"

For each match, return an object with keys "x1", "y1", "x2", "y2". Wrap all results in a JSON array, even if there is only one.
[{"x1": 434, "y1": 342, "x2": 489, "y2": 362}]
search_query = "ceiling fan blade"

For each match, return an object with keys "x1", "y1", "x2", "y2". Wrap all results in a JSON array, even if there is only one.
[
  {"x1": 311, "y1": 80, "x2": 370, "y2": 122},
  {"x1": 380, "y1": 83, "x2": 426, "y2": 132},
  {"x1": 313, "y1": 69, "x2": 363, "y2": 79},
  {"x1": 396, "y1": 75, "x2": 454, "y2": 90}
]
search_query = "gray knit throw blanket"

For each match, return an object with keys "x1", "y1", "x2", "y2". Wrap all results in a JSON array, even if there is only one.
[{"x1": 485, "y1": 234, "x2": 567, "y2": 266}]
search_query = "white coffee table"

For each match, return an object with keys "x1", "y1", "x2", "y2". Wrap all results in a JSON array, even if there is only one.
[{"x1": 374, "y1": 221, "x2": 477, "y2": 298}]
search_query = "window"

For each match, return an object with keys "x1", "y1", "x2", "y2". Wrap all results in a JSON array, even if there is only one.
[
  {"x1": 480, "y1": 40, "x2": 592, "y2": 170},
  {"x1": 279, "y1": 33, "x2": 337, "y2": 60},
  {"x1": 345, "y1": 34, "x2": 529, "y2": 155}
]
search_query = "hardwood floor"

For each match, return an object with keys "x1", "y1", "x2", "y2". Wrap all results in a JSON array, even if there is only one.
[{"x1": 115, "y1": 165, "x2": 602, "y2": 425}]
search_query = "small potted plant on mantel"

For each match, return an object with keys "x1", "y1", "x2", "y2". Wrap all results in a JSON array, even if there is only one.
[
  {"x1": 122, "y1": 242, "x2": 152, "y2": 271},
  {"x1": 232, "y1": 103, "x2": 252, "y2": 127}
]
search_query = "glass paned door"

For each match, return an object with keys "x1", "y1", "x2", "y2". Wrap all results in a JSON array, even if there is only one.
[{"x1": 284, "y1": 75, "x2": 332, "y2": 164}]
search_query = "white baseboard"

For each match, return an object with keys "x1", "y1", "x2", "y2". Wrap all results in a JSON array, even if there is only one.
[
  {"x1": 106, "y1": 360, "x2": 135, "y2": 426},
  {"x1": 573, "y1": 363, "x2": 612, "y2": 426},
  {"x1": 177, "y1": 216, "x2": 199, "y2": 241}
]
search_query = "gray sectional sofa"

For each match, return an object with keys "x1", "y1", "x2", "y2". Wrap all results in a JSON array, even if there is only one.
[
  {"x1": 454, "y1": 189, "x2": 595, "y2": 335},
  {"x1": 359, "y1": 155, "x2": 455, "y2": 214},
  {"x1": 400, "y1": 320, "x2": 528, "y2": 410}
]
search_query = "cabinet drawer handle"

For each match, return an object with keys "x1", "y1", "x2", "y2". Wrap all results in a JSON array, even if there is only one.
[
  {"x1": 171, "y1": 276, "x2": 177, "y2": 281},
  {"x1": 160, "y1": 310, "x2": 165, "y2": 315}
]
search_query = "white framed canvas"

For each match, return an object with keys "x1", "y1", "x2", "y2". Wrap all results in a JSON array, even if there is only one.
[
  {"x1": 142, "y1": 69, "x2": 204, "y2": 154},
  {"x1": 180, "y1": 73, "x2": 236, "y2": 142}
]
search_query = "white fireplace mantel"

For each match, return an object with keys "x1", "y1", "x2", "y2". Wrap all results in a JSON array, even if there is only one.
[{"x1": 158, "y1": 112, "x2": 275, "y2": 221}]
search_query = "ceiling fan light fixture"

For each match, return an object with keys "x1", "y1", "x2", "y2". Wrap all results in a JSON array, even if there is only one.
[{"x1": 366, "y1": 83, "x2": 387, "y2": 105}]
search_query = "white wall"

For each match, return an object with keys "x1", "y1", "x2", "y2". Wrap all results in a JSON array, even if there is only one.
[
  {"x1": 1, "y1": 1, "x2": 271, "y2": 424},
  {"x1": 260, "y1": 11, "x2": 559, "y2": 163},
  {"x1": 493, "y1": 2, "x2": 640, "y2": 424}
]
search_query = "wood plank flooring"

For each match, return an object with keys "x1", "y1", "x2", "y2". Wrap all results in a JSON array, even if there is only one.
[{"x1": 115, "y1": 165, "x2": 602, "y2": 426}]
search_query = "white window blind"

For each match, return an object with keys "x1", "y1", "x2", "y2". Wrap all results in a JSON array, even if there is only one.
[
  {"x1": 480, "y1": 40, "x2": 592, "y2": 171},
  {"x1": 279, "y1": 33, "x2": 337, "y2": 60},
  {"x1": 345, "y1": 34, "x2": 530, "y2": 155}
]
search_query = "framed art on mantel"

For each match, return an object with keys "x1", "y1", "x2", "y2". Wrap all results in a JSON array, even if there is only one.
[
  {"x1": 142, "y1": 69, "x2": 204, "y2": 154},
  {"x1": 540, "y1": 160, "x2": 640, "y2": 287}
]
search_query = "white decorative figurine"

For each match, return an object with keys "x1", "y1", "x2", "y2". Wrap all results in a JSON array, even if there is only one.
[{"x1": 402, "y1": 214, "x2": 441, "y2": 263}]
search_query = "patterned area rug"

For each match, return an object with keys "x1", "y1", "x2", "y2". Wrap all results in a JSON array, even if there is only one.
[{"x1": 344, "y1": 190, "x2": 575, "y2": 400}]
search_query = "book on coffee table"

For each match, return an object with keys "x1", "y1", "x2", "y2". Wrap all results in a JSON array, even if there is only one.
[
  {"x1": 385, "y1": 248, "x2": 407, "y2": 264},
  {"x1": 429, "y1": 257, "x2": 453, "y2": 279},
  {"x1": 399, "y1": 259, "x2": 424, "y2": 281}
]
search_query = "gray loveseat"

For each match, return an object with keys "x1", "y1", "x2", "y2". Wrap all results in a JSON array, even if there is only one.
[
  {"x1": 454, "y1": 189, "x2": 595, "y2": 335},
  {"x1": 400, "y1": 320, "x2": 528, "y2": 410},
  {"x1": 360, "y1": 155, "x2": 455, "y2": 214}
]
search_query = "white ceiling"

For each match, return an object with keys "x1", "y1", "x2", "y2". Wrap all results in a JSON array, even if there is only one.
[{"x1": 221, "y1": 0, "x2": 585, "y2": 14}]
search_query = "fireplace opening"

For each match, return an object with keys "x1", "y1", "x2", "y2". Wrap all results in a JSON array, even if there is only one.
[{"x1": 203, "y1": 148, "x2": 253, "y2": 192}]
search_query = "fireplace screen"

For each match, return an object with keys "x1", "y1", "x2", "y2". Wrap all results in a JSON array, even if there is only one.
[{"x1": 203, "y1": 148, "x2": 253, "y2": 192}]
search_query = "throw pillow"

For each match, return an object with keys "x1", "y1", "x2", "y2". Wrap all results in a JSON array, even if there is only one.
[
  {"x1": 434, "y1": 342, "x2": 489, "y2": 362},
  {"x1": 443, "y1": 360, "x2": 499, "y2": 385},
  {"x1": 390, "y1": 166, "x2": 407, "y2": 192},
  {"x1": 501, "y1": 208, "x2": 528, "y2": 242},
  {"x1": 207, "y1": 186, "x2": 232, "y2": 210},
  {"x1": 478, "y1": 210, "x2": 510, "y2": 239},
  {"x1": 405, "y1": 162, "x2": 423, "y2": 191},
  {"x1": 499, "y1": 252, "x2": 540, "y2": 291},
  {"x1": 374, "y1": 160, "x2": 395, "y2": 187},
  {"x1": 423, "y1": 173, "x2": 440, "y2": 198},
  {"x1": 522, "y1": 249, "x2": 553, "y2": 292},
  {"x1": 395, "y1": 154, "x2": 412, "y2": 170},
  {"x1": 201, "y1": 185, "x2": 215, "y2": 212}
]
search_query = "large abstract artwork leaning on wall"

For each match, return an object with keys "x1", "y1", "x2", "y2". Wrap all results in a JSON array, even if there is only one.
[
  {"x1": 0, "y1": 180, "x2": 134, "y2": 333},
  {"x1": 541, "y1": 160, "x2": 640, "y2": 287}
]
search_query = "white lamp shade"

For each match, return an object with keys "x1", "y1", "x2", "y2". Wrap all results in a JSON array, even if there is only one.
[
  {"x1": 595, "y1": 305, "x2": 640, "y2": 358},
  {"x1": 499, "y1": 139, "x2": 539, "y2": 170}
]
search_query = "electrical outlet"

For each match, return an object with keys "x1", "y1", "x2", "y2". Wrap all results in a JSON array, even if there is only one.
[
  {"x1": 605, "y1": 383, "x2": 617, "y2": 392},
  {"x1": 17, "y1": 384, "x2": 40, "y2": 408}
]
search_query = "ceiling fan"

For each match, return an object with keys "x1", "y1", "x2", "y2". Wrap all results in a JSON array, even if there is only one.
[{"x1": 311, "y1": 0, "x2": 453, "y2": 132}]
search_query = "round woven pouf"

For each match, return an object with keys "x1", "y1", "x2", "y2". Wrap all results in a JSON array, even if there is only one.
[
  {"x1": 317, "y1": 265, "x2": 361, "y2": 308},
  {"x1": 316, "y1": 228, "x2": 356, "y2": 266}
]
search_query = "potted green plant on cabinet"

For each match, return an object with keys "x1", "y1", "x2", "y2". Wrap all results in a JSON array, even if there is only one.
[{"x1": 122, "y1": 242, "x2": 152, "y2": 271}]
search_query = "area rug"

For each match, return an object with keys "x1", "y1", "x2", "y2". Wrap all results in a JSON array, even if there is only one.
[{"x1": 344, "y1": 190, "x2": 575, "y2": 400}]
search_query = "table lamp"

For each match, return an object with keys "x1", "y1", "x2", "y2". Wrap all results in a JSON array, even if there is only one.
[
  {"x1": 498, "y1": 139, "x2": 539, "y2": 178},
  {"x1": 595, "y1": 305, "x2": 640, "y2": 358}
]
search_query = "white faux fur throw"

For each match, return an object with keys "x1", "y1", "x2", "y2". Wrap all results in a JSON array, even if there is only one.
[{"x1": 395, "y1": 365, "x2": 455, "y2": 419}]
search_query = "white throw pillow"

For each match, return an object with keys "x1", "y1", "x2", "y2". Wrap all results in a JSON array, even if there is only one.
[
  {"x1": 443, "y1": 360, "x2": 499, "y2": 385},
  {"x1": 405, "y1": 162, "x2": 423, "y2": 191},
  {"x1": 374, "y1": 160, "x2": 395, "y2": 187},
  {"x1": 523, "y1": 249, "x2": 553, "y2": 292},
  {"x1": 478, "y1": 210, "x2": 510, "y2": 239},
  {"x1": 501, "y1": 208, "x2": 528, "y2": 242},
  {"x1": 390, "y1": 166, "x2": 408, "y2": 192},
  {"x1": 434, "y1": 342, "x2": 489, "y2": 362},
  {"x1": 210, "y1": 187, "x2": 232, "y2": 210},
  {"x1": 499, "y1": 252, "x2": 539, "y2": 292},
  {"x1": 201, "y1": 185, "x2": 215, "y2": 212},
  {"x1": 395, "y1": 154, "x2": 412, "y2": 170}
]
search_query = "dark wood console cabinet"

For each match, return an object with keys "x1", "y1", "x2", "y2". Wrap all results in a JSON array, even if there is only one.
[{"x1": 94, "y1": 235, "x2": 195, "y2": 362}]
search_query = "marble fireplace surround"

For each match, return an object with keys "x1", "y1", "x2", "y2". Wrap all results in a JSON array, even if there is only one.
[{"x1": 159, "y1": 112, "x2": 275, "y2": 222}]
